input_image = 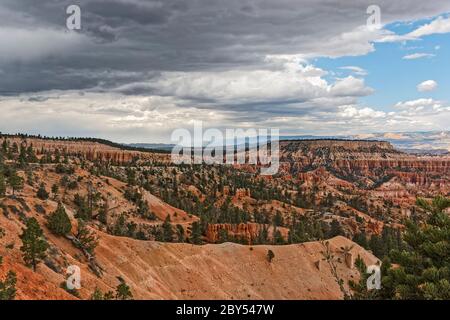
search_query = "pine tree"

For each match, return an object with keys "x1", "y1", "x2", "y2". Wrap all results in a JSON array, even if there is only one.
[
  {"x1": 26, "y1": 145, "x2": 38, "y2": 163},
  {"x1": 162, "y1": 215, "x2": 173, "y2": 242},
  {"x1": 90, "y1": 287, "x2": 114, "y2": 300},
  {"x1": 20, "y1": 218, "x2": 49, "y2": 271},
  {"x1": 76, "y1": 220, "x2": 98, "y2": 255},
  {"x1": 368, "y1": 234, "x2": 385, "y2": 258},
  {"x1": 380, "y1": 196, "x2": 450, "y2": 300},
  {"x1": 90, "y1": 287, "x2": 105, "y2": 300},
  {"x1": 348, "y1": 256, "x2": 380, "y2": 300},
  {"x1": 352, "y1": 232, "x2": 368, "y2": 249},
  {"x1": 176, "y1": 224, "x2": 185, "y2": 242},
  {"x1": 7, "y1": 171, "x2": 23, "y2": 196},
  {"x1": 257, "y1": 226, "x2": 269, "y2": 244},
  {"x1": 1, "y1": 139, "x2": 8, "y2": 154},
  {"x1": 36, "y1": 183, "x2": 49, "y2": 200},
  {"x1": 47, "y1": 202, "x2": 72, "y2": 236},
  {"x1": 273, "y1": 229, "x2": 285, "y2": 245},
  {"x1": 0, "y1": 173, "x2": 6, "y2": 197},
  {"x1": 190, "y1": 221, "x2": 202, "y2": 244},
  {"x1": 18, "y1": 144, "x2": 27, "y2": 167},
  {"x1": 218, "y1": 228, "x2": 228, "y2": 243},
  {"x1": 0, "y1": 270, "x2": 17, "y2": 300},
  {"x1": 51, "y1": 184, "x2": 59, "y2": 195},
  {"x1": 273, "y1": 211, "x2": 283, "y2": 227},
  {"x1": 329, "y1": 219, "x2": 344, "y2": 238},
  {"x1": 115, "y1": 279, "x2": 133, "y2": 300}
]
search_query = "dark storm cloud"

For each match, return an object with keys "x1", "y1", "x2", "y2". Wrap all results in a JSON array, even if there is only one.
[
  {"x1": 1, "y1": 0, "x2": 450, "y2": 96},
  {"x1": 85, "y1": 0, "x2": 171, "y2": 26}
]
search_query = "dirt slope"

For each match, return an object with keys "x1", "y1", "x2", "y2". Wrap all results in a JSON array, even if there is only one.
[
  {"x1": 92, "y1": 234, "x2": 377, "y2": 300},
  {"x1": 1, "y1": 200, "x2": 377, "y2": 301}
]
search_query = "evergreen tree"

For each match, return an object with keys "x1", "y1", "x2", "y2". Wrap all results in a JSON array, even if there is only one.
[
  {"x1": 0, "y1": 270, "x2": 17, "y2": 300},
  {"x1": 26, "y1": 145, "x2": 38, "y2": 163},
  {"x1": 329, "y1": 219, "x2": 344, "y2": 238},
  {"x1": 47, "y1": 202, "x2": 72, "y2": 236},
  {"x1": 190, "y1": 221, "x2": 202, "y2": 244},
  {"x1": 218, "y1": 228, "x2": 228, "y2": 243},
  {"x1": 1, "y1": 139, "x2": 8, "y2": 154},
  {"x1": 273, "y1": 211, "x2": 284, "y2": 227},
  {"x1": 257, "y1": 226, "x2": 269, "y2": 244},
  {"x1": 126, "y1": 168, "x2": 136, "y2": 186},
  {"x1": 348, "y1": 256, "x2": 380, "y2": 300},
  {"x1": 76, "y1": 220, "x2": 98, "y2": 255},
  {"x1": 90, "y1": 287, "x2": 114, "y2": 300},
  {"x1": 90, "y1": 287, "x2": 105, "y2": 300},
  {"x1": 176, "y1": 224, "x2": 185, "y2": 242},
  {"x1": 381, "y1": 196, "x2": 450, "y2": 300},
  {"x1": 273, "y1": 229, "x2": 285, "y2": 245},
  {"x1": 112, "y1": 214, "x2": 127, "y2": 236},
  {"x1": 162, "y1": 215, "x2": 173, "y2": 242},
  {"x1": 352, "y1": 232, "x2": 369, "y2": 249},
  {"x1": 369, "y1": 234, "x2": 385, "y2": 258},
  {"x1": 0, "y1": 173, "x2": 6, "y2": 197},
  {"x1": 18, "y1": 144, "x2": 27, "y2": 166},
  {"x1": 7, "y1": 171, "x2": 23, "y2": 196},
  {"x1": 51, "y1": 184, "x2": 59, "y2": 195},
  {"x1": 74, "y1": 195, "x2": 92, "y2": 221},
  {"x1": 10, "y1": 143, "x2": 18, "y2": 157},
  {"x1": 115, "y1": 279, "x2": 133, "y2": 300},
  {"x1": 20, "y1": 218, "x2": 49, "y2": 271},
  {"x1": 36, "y1": 183, "x2": 49, "y2": 200}
]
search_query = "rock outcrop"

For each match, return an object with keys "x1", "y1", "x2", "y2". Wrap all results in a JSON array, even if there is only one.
[
  {"x1": 279, "y1": 140, "x2": 450, "y2": 192},
  {"x1": 206, "y1": 223, "x2": 289, "y2": 244},
  {"x1": 5, "y1": 137, "x2": 169, "y2": 164}
]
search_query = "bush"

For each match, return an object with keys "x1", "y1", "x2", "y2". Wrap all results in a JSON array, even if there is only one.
[
  {"x1": 67, "y1": 180, "x2": 78, "y2": 190},
  {"x1": 115, "y1": 279, "x2": 133, "y2": 300},
  {"x1": 0, "y1": 270, "x2": 17, "y2": 300},
  {"x1": 267, "y1": 249, "x2": 275, "y2": 263}
]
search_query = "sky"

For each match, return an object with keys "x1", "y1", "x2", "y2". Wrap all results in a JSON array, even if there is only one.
[{"x1": 0, "y1": 0, "x2": 449, "y2": 143}]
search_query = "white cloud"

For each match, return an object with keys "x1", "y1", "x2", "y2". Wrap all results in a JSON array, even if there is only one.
[
  {"x1": 395, "y1": 98, "x2": 444, "y2": 110},
  {"x1": 1, "y1": 90, "x2": 449, "y2": 142},
  {"x1": 139, "y1": 59, "x2": 373, "y2": 104},
  {"x1": 329, "y1": 76, "x2": 374, "y2": 97},
  {"x1": 402, "y1": 53, "x2": 435, "y2": 60},
  {"x1": 379, "y1": 15, "x2": 450, "y2": 43},
  {"x1": 339, "y1": 105, "x2": 386, "y2": 119},
  {"x1": 339, "y1": 66, "x2": 368, "y2": 76},
  {"x1": 417, "y1": 80, "x2": 438, "y2": 92},
  {"x1": 408, "y1": 16, "x2": 450, "y2": 38},
  {"x1": 0, "y1": 91, "x2": 229, "y2": 143}
]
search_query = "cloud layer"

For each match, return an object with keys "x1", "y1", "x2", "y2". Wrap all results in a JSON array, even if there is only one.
[{"x1": 1, "y1": 0, "x2": 450, "y2": 141}]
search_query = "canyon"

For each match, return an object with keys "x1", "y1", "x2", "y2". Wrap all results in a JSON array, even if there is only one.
[{"x1": 0, "y1": 135, "x2": 448, "y2": 300}]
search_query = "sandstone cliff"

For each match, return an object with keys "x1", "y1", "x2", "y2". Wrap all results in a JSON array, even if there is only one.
[{"x1": 279, "y1": 139, "x2": 449, "y2": 192}]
